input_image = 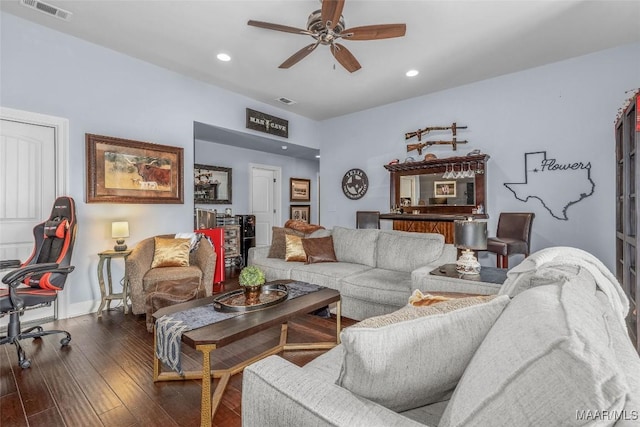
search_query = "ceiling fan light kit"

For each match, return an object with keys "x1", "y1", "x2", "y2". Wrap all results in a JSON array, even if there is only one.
[{"x1": 248, "y1": 0, "x2": 406, "y2": 73}]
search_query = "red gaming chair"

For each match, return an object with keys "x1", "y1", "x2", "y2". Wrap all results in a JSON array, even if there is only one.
[{"x1": 0, "y1": 196, "x2": 77, "y2": 368}]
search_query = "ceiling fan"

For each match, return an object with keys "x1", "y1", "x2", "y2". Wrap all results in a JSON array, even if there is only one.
[{"x1": 247, "y1": 0, "x2": 406, "y2": 73}]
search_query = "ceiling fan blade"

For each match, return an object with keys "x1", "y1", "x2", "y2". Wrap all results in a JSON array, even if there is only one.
[
  {"x1": 247, "y1": 20, "x2": 310, "y2": 35},
  {"x1": 321, "y1": 0, "x2": 345, "y2": 30},
  {"x1": 342, "y1": 24, "x2": 407, "y2": 40},
  {"x1": 279, "y1": 43, "x2": 319, "y2": 69},
  {"x1": 330, "y1": 43, "x2": 361, "y2": 73}
]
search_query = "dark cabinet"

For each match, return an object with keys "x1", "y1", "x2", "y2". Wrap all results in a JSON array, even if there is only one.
[{"x1": 615, "y1": 91, "x2": 639, "y2": 353}]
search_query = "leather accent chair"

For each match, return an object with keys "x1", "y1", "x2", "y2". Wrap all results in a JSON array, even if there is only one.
[
  {"x1": 125, "y1": 234, "x2": 215, "y2": 316},
  {"x1": 356, "y1": 211, "x2": 381, "y2": 229},
  {"x1": 486, "y1": 212, "x2": 535, "y2": 268}
]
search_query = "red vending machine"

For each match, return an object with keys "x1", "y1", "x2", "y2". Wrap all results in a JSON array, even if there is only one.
[{"x1": 196, "y1": 227, "x2": 225, "y2": 292}]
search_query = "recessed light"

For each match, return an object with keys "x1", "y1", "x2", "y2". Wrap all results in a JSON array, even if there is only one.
[
  {"x1": 406, "y1": 69, "x2": 419, "y2": 77},
  {"x1": 281, "y1": 145, "x2": 288, "y2": 150},
  {"x1": 217, "y1": 53, "x2": 231, "y2": 62},
  {"x1": 315, "y1": 155, "x2": 321, "y2": 159}
]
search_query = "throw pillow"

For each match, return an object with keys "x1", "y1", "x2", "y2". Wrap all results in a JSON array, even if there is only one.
[
  {"x1": 268, "y1": 227, "x2": 305, "y2": 259},
  {"x1": 151, "y1": 237, "x2": 191, "y2": 268},
  {"x1": 408, "y1": 289, "x2": 454, "y2": 306},
  {"x1": 284, "y1": 219, "x2": 325, "y2": 234},
  {"x1": 302, "y1": 236, "x2": 337, "y2": 264},
  {"x1": 285, "y1": 234, "x2": 306, "y2": 262},
  {"x1": 337, "y1": 295, "x2": 510, "y2": 412},
  {"x1": 439, "y1": 281, "x2": 630, "y2": 427}
]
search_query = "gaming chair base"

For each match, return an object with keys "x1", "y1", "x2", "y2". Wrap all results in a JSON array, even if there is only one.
[{"x1": 0, "y1": 312, "x2": 71, "y2": 369}]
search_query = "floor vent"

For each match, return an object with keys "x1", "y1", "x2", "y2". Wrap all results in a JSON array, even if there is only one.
[
  {"x1": 276, "y1": 97, "x2": 297, "y2": 105},
  {"x1": 20, "y1": 0, "x2": 72, "y2": 21}
]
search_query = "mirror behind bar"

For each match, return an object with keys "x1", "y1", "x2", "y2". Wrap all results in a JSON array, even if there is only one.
[{"x1": 384, "y1": 154, "x2": 489, "y2": 215}]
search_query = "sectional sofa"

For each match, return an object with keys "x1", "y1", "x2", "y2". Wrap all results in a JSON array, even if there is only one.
[
  {"x1": 248, "y1": 226, "x2": 457, "y2": 320},
  {"x1": 242, "y1": 248, "x2": 640, "y2": 426}
]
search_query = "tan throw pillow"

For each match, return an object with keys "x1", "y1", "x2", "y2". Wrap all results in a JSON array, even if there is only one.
[
  {"x1": 302, "y1": 236, "x2": 337, "y2": 264},
  {"x1": 338, "y1": 295, "x2": 510, "y2": 412},
  {"x1": 151, "y1": 237, "x2": 191, "y2": 268},
  {"x1": 268, "y1": 227, "x2": 305, "y2": 259},
  {"x1": 285, "y1": 234, "x2": 306, "y2": 262}
]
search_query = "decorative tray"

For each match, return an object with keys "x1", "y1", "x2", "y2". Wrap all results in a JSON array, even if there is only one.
[{"x1": 212, "y1": 283, "x2": 289, "y2": 312}]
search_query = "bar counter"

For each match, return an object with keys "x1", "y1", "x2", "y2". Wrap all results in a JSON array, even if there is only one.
[{"x1": 380, "y1": 213, "x2": 488, "y2": 244}]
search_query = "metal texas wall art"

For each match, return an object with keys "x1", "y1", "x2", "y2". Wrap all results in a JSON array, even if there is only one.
[{"x1": 504, "y1": 151, "x2": 595, "y2": 221}]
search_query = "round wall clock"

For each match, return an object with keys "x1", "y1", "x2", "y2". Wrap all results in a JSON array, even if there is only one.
[{"x1": 342, "y1": 168, "x2": 369, "y2": 200}]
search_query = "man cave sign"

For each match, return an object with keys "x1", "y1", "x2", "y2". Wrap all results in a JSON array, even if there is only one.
[{"x1": 342, "y1": 168, "x2": 369, "y2": 200}]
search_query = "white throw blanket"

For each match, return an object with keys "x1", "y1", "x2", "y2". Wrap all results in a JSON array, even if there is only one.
[{"x1": 499, "y1": 246, "x2": 630, "y2": 327}]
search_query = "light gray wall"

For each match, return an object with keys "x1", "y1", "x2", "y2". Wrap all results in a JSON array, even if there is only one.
[
  {"x1": 0, "y1": 12, "x2": 320, "y2": 316},
  {"x1": 195, "y1": 140, "x2": 320, "y2": 224},
  {"x1": 2, "y1": 10, "x2": 638, "y2": 316},
  {"x1": 319, "y1": 42, "x2": 640, "y2": 270}
]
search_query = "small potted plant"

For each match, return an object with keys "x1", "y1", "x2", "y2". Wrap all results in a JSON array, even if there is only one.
[{"x1": 239, "y1": 265, "x2": 266, "y2": 305}]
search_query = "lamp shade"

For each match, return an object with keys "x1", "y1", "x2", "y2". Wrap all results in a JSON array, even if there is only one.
[
  {"x1": 454, "y1": 219, "x2": 487, "y2": 250},
  {"x1": 111, "y1": 221, "x2": 130, "y2": 239}
]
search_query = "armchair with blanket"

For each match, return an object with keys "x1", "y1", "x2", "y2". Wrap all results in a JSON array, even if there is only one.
[{"x1": 125, "y1": 233, "x2": 215, "y2": 317}]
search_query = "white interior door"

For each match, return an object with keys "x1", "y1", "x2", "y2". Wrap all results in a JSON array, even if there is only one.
[
  {"x1": 250, "y1": 165, "x2": 281, "y2": 246},
  {"x1": 0, "y1": 120, "x2": 56, "y2": 260},
  {"x1": 0, "y1": 108, "x2": 68, "y2": 325}
]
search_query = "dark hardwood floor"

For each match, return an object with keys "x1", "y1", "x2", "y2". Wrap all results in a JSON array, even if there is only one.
[{"x1": 1, "y1": 270, "x2": 354, "y2": 427}]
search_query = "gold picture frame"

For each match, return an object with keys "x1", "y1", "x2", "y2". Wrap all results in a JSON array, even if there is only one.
[
  {"x1": 86, "y1": 134, "x2": 184, "y2": 204},
  {"x1": 290, "y1": 178, "x2": 311, "y2": 202}
]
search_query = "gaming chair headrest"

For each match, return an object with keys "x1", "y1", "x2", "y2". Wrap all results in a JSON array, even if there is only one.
[
  {"x1": 50, "y1": 196, "x2": 75, "y2": 225},
  {"x1": 26, "y1": 196, "x2": 77, "y2": 290},
  {"x1": 43, "y1": 196, "x2": 76, "y2": 238}
]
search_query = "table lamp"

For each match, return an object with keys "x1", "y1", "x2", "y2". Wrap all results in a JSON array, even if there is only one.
[
  {"x1": 454, "y1": 217, "x2": 487, "y2": 275},
  {"x1": 111, "y1": 221, "x2": 130, "y2": 252}
]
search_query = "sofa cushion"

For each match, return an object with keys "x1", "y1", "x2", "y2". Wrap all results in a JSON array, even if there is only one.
[
  {"x1": 268, "y1": 227, "x2": 305, "y2": 259},
  {"x1": 249, "y1": 257, "x2": 294, "y2": 281},
  {"x1": 439, "y1": 279, "x2": 631, "y2": 427},
  {"x1": 339, "y1": 268, "x2": 413, "y2": 308},
  {"x1": 285, "y1": 234, "x2": 307, "y2": 262},
  {"x1": 302, "y1": 236, "x2": 337, "y2": 264},
  {"x1": 331, "y1": 226, "x2": 378, "y2": 268},
  {"x1": 376, "y1": 231, "x2": 445, "y2": 272},
  {"x1": 337, "y1": 295, "x2": 510, "y2": 412},
  {"x1": 289, "y1": 262, "x2": 372, "y2": 291}
]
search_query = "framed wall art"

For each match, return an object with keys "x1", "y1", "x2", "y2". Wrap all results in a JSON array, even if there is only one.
[
  {"x1": 434, "y1": 180, "x2": 456, "y2": 198},
  {"x1": 86, "y1": 134, "x2": 183, "y2": 204},
  {"x1": 290, "y1": 178, "x2": 311, "y2": 202},
  {"x1": 290, "y1": 205, "x2": 310, "y2": 223},
  {"x1": 194, "y1": 164, "x2": 232, "y2": 204}
]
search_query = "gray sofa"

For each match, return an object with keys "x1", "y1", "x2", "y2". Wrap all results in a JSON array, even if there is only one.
[
  {"x1": 248, "y1": 226, "x2": 457, "y2": 320},
  {"x1": 242, "y1": 248, "x2": 640, "y2": 426}
]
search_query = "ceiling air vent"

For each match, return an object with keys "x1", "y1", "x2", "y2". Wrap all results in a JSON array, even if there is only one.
[
  {"x1": 20, "y1": 0, "x2": 72, "y2": 21},
  {"x1": 276, "y1": 97, "x2": 297, "y2": 105}
]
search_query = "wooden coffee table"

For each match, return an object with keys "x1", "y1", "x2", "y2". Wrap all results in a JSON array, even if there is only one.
[{"x1": 151, "y1": 281, "x2": 341, "y2": 427}]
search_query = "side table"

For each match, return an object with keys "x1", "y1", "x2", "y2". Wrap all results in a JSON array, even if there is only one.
[
  {"x1": 97, "y1": 249, "x2": 132, "y2": 316},
  {"x1": 421, "y1": 263, "x2": 508, "y2": 295}
]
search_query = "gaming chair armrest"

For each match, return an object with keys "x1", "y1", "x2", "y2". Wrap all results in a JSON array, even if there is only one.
[
  {"x1": 0, "y1": 259, "x2": 21, "y2": 270},
  {"x1": 2, "y1": 263, "x2": 74, "y2": 287}
]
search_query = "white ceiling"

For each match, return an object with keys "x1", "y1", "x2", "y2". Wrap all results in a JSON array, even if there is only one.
[{"x1": 2, "y1": 0, "x2": 639, "y2": 121}]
